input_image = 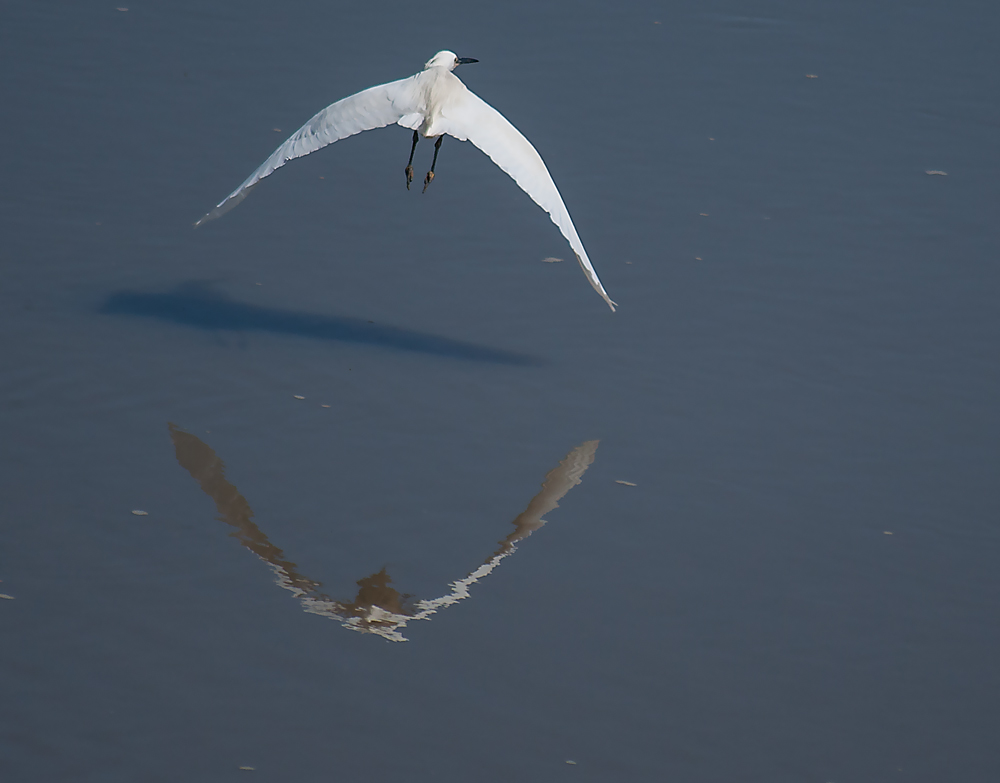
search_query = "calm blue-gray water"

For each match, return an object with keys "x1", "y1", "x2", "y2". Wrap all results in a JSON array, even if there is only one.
[{"x1": 2, "y1": 1, "x2": 998, "y2": 781}]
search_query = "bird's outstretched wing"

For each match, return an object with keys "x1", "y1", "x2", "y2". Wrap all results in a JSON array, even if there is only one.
[
  {"x1": 195, "y1": 76, "x2": 422, "y2": 226},
  {"x1": 438, "y1": 90, "x2": 617, "y2": 311}
]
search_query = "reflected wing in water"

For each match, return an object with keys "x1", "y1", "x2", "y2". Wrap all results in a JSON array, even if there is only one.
[
  {"x1": 169, "y1": 424, "x2": 598, "y2": 641},
  {"x1": 497, "y1": 439, "x2": 599, "y2": 555},
  {"x1": 169, "y1": 424, "x2": 322, "y2": 597}
]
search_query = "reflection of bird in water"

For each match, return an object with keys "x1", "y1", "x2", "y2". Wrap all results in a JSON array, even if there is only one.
[{"x1": 168, "y1": 424, "x2": 598, "y2": 642}]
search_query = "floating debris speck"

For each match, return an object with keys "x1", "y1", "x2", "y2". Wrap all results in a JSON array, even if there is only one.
[
  {"x1": 294, "y1": 395, "x2": 305, "y2": 400},
  {"x1": 131, "y1": 509, "x2": 149, "y2": 516},
  {"x1": 615, "y1": 480, "x2": 637, "y2": 487},
  {"x1": 541, "y1": 257, "x2": 563, "y2": 263},
  {"x1": 925, "y1": 170, "x2": 948, "y2": 176},
  {"x1": 0, "y1": 594, "x2": 14, "y2": 600}
]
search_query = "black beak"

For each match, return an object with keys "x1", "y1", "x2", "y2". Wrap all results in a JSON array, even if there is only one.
[{"x1": 456, "y1": 57, "x2": 479, "y2": 65}]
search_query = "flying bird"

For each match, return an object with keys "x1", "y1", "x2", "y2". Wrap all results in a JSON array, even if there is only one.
[{"x1": 195, "y1": 51, "x2": 617, "y2": 311}]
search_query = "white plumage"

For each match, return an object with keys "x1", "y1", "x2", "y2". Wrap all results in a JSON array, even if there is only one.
[{"x1": 196, "y1": 50, "x2": 616, "y2": 311}]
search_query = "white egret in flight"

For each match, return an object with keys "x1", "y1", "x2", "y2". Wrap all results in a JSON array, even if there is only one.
[{"x1": 196, "y1": 51, "x2": 617, "y2": 311}]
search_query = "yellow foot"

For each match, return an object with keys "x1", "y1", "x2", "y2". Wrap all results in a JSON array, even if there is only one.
[{"x1": 422, "y1": 171, "x2": 435, "y2": 193}]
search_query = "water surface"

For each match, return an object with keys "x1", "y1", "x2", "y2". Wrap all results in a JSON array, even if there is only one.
[{"x1": 2, "y1": 1, "x2": 998, "y2": 781}]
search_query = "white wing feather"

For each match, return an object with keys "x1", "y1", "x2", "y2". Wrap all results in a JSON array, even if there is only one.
[
  {"x1": 438, "y1": 89, "x2": 617, "y2": 311},
  {"x1": 195, "y1": 75, "x2": 422, "y2": 225},
  {"x1": 195, "y1": 62, "x2": 616, "y2": 311}
]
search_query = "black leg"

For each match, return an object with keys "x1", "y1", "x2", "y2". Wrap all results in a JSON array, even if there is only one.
[
  {"x1": 423, "y1": 135, "x2": 443, "y2": 193},
  {"x1": 404, "y1": 130, "x2": 418, "y2": 190}
]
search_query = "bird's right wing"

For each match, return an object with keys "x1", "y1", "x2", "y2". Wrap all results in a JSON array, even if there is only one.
[
  {"x1": 195, "y1": 75, "x2": 424, "y2": 225},
  {"x1": 439, "y1": 89, "x2": 616, "y2": 311}
]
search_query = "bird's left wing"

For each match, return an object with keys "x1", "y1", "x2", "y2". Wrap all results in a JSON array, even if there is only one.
[
  {"x1": 438, "y1": 89, "x2": 616, "y2": 311},
  {"x1": 196, "y1": 75, "x2": 423, "y2": 225}
]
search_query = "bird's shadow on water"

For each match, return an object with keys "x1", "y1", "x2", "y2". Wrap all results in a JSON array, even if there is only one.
[{"x1": 100, "y1": 281, "x2": 542, "y2": 366}]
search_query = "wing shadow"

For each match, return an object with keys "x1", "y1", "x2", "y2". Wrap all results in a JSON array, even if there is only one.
[
  {"x1": 100, "y1": 281, "x2": 542, "y2": 365},
  {"x1": 169, "y1": 423, "x2": 598, "y2": 642}
]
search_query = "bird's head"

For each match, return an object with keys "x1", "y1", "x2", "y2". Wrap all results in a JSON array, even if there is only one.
[{"x1": 424, "y1": 51, "x2": 479, "y2": 71}]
